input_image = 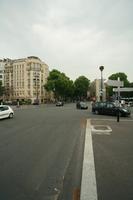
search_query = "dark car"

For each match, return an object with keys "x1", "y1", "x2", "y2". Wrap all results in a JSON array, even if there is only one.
[
  {"x1": 92, "y1": 102, "x2": 130, "y2": 117},
  {"x1": 56, "y1": 101, "x2": 64, "y2": 106},
  {"x1": 32, "y1": 99, "x2": 39, "y2": 105},
  {"x1": 76, "y1": 101, "x2": 88, "y2": 109}
]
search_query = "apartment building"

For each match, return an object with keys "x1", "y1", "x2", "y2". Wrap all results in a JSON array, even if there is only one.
[
  {"x1": 0, "y1": 59, "x2": 7, "y2": 86},
  {"x1": 4, "y1": 56, "x2": 49, "y2": 103}
]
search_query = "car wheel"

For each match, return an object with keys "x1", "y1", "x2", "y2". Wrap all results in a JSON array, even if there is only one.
[{"x1": 9, "y1": 113, "x2": 13, "y2": 119}]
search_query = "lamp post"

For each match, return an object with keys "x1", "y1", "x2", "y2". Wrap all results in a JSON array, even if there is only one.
[
  {"x1": 99, "y1": 66, "x2": 104, "y2": 102},
  {"x1": 34, "y1": 73, "x2": 39, "y2": 104},
  {"x1": 37, "y1": 75, "x2": 39, "y2": 103}
]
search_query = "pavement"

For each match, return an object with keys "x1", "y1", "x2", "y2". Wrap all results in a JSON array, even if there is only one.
[
  {"x1": 80, "y1": 104, "x2": 133, "y2": 200},
  {"x1": 0, "y1": 103, "x2": 133, "y2": 200},
  {"x1": 0, "y1": 103, "x2": 87, "y2": 200},
  {"x1": 92, "y1": 119, "x2": 133, "y2": 200}
]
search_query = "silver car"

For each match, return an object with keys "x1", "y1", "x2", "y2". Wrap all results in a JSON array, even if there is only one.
[{"x1": 0, "y1": 105, "x2": 14, "y2": 119}]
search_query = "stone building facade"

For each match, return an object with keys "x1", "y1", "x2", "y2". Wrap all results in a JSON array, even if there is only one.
[
  {"x1": 90, "y1": 79, "x2": 106, "y2": 101},
  {"x1": 4, "y1": 56, "x2": 49, "y2": 103}
]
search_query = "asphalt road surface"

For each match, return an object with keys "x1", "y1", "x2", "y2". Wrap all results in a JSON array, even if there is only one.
[
  {"x1": 0, "y1": 103, "x2": 133, "y2": 200},
  {"x1": 0, "y1": 103, "x2": 88, "y2": 200},
  {"x1": 92, "y1": 118, "x2": 133, "y2": 200}
]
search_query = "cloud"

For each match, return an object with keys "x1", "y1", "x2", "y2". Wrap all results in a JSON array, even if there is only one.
[{"x1": 0, "y1": 0, "x2": 133, "y2": 81}]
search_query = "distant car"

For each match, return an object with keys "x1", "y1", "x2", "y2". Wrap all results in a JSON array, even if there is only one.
[
  {"x1": 92, "y1": 102, "x2": 130, "y2": 117},
  {"x1": 32, "y1": 102, "x2": 39, "y2": 105},
  {"x1": 3, "y1": 101, "x2": 12, "y2": 105},
  {"x1": 56, "y1": 101, "x2": 64, "y2": 106},
  {"x1": 32, "y1": 99, "x2": 39, "y2": 105},
  {"x1": 0, "y1": 105, "x2": 14, "y2": 119},
  {"x1": 76, "y1": 101, "x2": 88, "y2": 109}
]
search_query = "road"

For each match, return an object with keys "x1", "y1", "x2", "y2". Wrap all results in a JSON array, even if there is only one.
[
  {"x1": 81, "y1": 103, "x2": 133, "y2": 200},
  {"x1": 92, "y1": 119, "x2": 133, "y2": 200},
  {"x1": 0, "y1": 103, "x2": 133, "y2": 200},
  {"x1": 0, "y1": 103, "x2": 88, "y2": 200}
]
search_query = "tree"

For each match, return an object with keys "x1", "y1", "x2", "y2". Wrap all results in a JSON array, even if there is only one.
[
  {"x1": 108, "y1": 72, "x2": 130, "y2": 86},
  {"x1": 129, "y1": 82, "x2": 133, "y2": 87},
  {"x1": 107, "y1": 72, "x2": 130, "y2": 97},
  {"x1": 44, "y1": 69, "x2": 74, "y2": 101},
  {"x1": 74, "y1": 76, "x2": 90, "y2": 100}
]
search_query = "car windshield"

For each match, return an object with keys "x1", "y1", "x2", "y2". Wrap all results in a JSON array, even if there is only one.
[{"x1": 80, "y1": 102, "x2": 86, "y2": 106}]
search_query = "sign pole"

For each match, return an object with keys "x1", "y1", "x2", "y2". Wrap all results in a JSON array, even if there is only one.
[{"x1": 117, "y1": 77, "x2": 120, "y2": 122}]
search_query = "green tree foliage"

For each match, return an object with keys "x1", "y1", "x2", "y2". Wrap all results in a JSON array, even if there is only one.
[
  {"x1": 129, "y1": 82, "x2": 133, "y2": 87},
  {"x1": 107, "y1": 72, "x2": 130, "y2": 97},
  {"x1": 74, "y1": 76, "x2": 90, "y2": 100},
  {"x1": 44, "y1": 69, "x2": 74, "y2": 100},
  {"x1": 108, "y1": 72, "x2": 130, "y2": 86}
]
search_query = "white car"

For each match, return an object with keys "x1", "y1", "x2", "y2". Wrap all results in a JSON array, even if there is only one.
[{"x1": 0, "y1": 105, "x2": 14, "y2": 119}]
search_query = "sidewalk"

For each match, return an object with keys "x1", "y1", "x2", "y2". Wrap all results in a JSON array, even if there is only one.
[{"x1": 11, "y1": 104, "x2": 45, "y2": 110}]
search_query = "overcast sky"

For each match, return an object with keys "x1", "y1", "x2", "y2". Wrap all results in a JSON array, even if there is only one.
[{"x1": 0, "y1": 0, "x2": 133, "y2": 82}]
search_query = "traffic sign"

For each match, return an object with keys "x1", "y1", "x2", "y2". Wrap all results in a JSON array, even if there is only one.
[
  {"x1": 106, "y1": 80, "x2": 124, "y2": 87},
  {"x1": 113, "y1": 87, "x2": 133, "y2": 92}
]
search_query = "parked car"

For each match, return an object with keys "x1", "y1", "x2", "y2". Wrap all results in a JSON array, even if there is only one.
[
  {"x1": 76, "y1": 101, "x2": 88, "y2": 109},
  {"x1": 56, "y1": 101, "x2": 64, "y2": 106},
  {"x1": 92, "y1": 102, "x2": 130, "y2": 117},
  {"x1": 3, "y1": 101, "x2": 13, "y2": 105},
  {"x1": 0, "y1": 105, "x2": 14, "y2": 119}
]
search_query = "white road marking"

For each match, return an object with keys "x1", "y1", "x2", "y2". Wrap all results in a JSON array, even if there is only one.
[
  {"x1": 80, "y1": 119, "x2": 98, "y2": 200},
  {"x1": 91, "y1": 125, "x2": 112, "y2": 135}
]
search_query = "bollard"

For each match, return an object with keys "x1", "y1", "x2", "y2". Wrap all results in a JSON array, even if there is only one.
[
  {"x1": 117, "y1": 109, "x2": 120, "y2": 122},
  {"x1": 17, "y1": 100, "x2": 20, "y2": 108}
]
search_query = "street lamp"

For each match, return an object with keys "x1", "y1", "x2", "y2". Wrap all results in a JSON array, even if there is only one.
[
  {"x1": 34, "y1": 73, "x2": 39, "y2": 104},
  {"x1": 99, "y1": 66, "x2": 104, "y2": 102},
  {"x1": 36, "y1": 75, "x2": 40, "y2": 103}
]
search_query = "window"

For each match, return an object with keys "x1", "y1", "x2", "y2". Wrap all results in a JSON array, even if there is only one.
[
  {"x1": 0, "y1": 107, "x2": 4, "y2": 111},
  {"x1": 0, "y1": 106, "x2": 9, "y2": 111},
  {"x1": 106, "y1": 103, "x2": 114, "y2": 108},
  {"x1": 94, "y1": 103, "x2": 99, "y2": 108},
  {"x1": 97, "y1": 102, "x2": 106, "y2": 108}
]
